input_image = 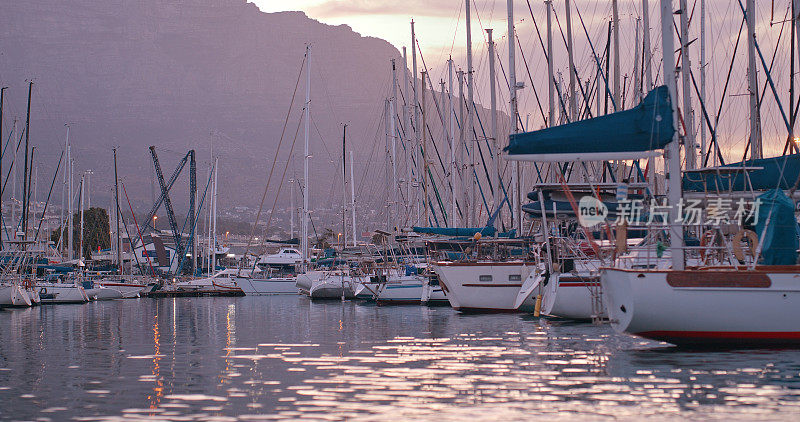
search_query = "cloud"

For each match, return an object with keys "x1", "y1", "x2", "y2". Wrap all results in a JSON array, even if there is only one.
[{"x1": 308, "y1": 0, "x2": 458, "y2": 18}]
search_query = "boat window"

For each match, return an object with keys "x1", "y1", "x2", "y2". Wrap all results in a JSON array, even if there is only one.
[
  {"x1": 479, "y1": 275, "x2": 493, "y2": 282},
  {"x1": 509, "y1": 274, "x2": 522, "y2": 281}
]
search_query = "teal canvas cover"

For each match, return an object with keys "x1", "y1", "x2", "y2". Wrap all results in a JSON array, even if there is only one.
[
  {"x1": 504, "y1": 86, "x2": 674, "y2": 159},
  {"x1": 755, "y1": 189, "x2": 799, "y2": 265},
  {"x1": 682, "y1": 154, "x2": 800, "y2": 192}
]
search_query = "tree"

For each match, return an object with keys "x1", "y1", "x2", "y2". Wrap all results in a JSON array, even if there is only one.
[
  {"x1": 51, "y1": 207, "x2": 110, "y2": 260},
  {"x1": 315, "y1": 228, "x2": 335, "y2": 250}
]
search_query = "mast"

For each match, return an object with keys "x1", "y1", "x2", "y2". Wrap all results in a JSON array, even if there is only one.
[
  {"x1": 390, "y1": 59, "x2": 398, "y2": 226},
  {"x1": 68, "y1": 141, "x2": 73, "y2": 260},
  {"x1": 448, "y1": 58, "x2": 456, "y2": 227},
  {"x1": 746, "y1": 0, "x2": 761, "y2": 159},
  {"x1": 457, "y1": 69, "x2": 467, "y2": 226},
  {"x1": 546, "y1": 1, "x2": 555, "y2": 127},
  {"x1": 0, "y1": 86, "x2": 5, "y2": 251},
  {"x1": 660, "y1": 0, "x2": 685, "y2": 270},
  {"x1": 22, "y1": 81, "x2": 32, "y2": 241},
  {"x1": 633, "y1": 18, "x2": 642, "y2": 103},
  {"x1": 465, "y1": 0, "x2": 476, "y2": 226},
  {"x1": 349, "y1": 150, "x2": 356, "y2": 247},
  {"x1": 289, "y1": 162, "x2": 294, "y2": 239},
  {"x1": 612, "y1": 0, "x2": 621, "y2": 110},
  {"x1": 385, "y1": 98, "x2": 391, "y2": 229},
  {"x1": 302, "y1": 44, "x2": 311, "y2": 269},
  {"x1": 403, "y1": 46, "x2": 412, "y2": 227},
  {"x1": 487, "y1": 28, "x2": 500, "y2": 217},
  {"x1": 211, "y1": 157, "x2": 218, "y2": 272},
  {"x1": 700, "y1": 0, "x2": 707, "y2": 161},
  {"x1": 411, "y1": 20, "x2": 420, "y2": 225},
  {"x1": 565, "y1": 0, "x2": 577, "y2": 119},
  {"x1": 78, "y1": 174, "x2": 85, "y2": 262},
  {"x1": 342, "y1": 124, "x2": 347, "y2": 248},
  {"x1": 60, "y1": 124, "x2": 69, "y2": 256},
  {"x1": 679, "y1": 0, "x2": 696, "y2": 169},
  {"x1": 421, "y1": 71, "x2": 429, "y2": 225},
  {"x1": 507, "y1": 0, "x2": 522, "y2": 234},
  {"x1": 11, "y1": 120, "x2": 16, "y2": 239},
  {"x1": 207, "y1": 138, "x2": 214, "y2": 272},
  {"x1": 439, "y1": 78, "x2": 448, "y2": 224},
  {"x1": 113, "y1": 148, "x2": 122, "y2": 271},
  {"x1": 643, "y1": 0, "x2": 653, "y2": 91}
]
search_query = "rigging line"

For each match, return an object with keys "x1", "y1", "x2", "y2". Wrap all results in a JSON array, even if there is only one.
[
  {"x1": 241, "y1": 51, "x2": 306, "y2": 260},
  {"x1": 256, "y1": 109, "x2": 304, "y2": 255},
  {"x1": 703, "y1": 16, "x2": 745, "y2": 167},
  {"x1": 735, "y1": 0, "x2": 797, "y2": 153},
  {"x1": 121, "y1": 182, "x2": 155, "y2": 276},
  {"x1": 33, "y1": 149, "x2": 63, "y2": 242},
  {"x1": 0, "y1": 126, "x2": 25, "y2": 200},
  {"x1": 550, "y1": 2, "x2": 592, "y2": 117},
  {"x1": 416, "y1": 59, "x2": 458, "y2": 208},
  {"x1": 174, "y1": 162, "x2": 214, "y2": 274},
  {"x1": 117, "y1": 196, "x2": 144, "y2": 275},
  {"x1": 575, "y1": 2, "x2": 618, "y2": 112},
  {"x1": 414, "y1": 39, "x2": 459, "y2": 207},
  {"x1": 515, "y1": 32, "x2": 548, "y2": 124},
  {"x1": 492, "y1": 37, "x2": 524, "y2": 130}
]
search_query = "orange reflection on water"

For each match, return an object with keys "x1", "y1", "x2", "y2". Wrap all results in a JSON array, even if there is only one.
[
  {"x1": 221, "y1": 304, "x2": 236, "y2": 386},
  {"x1": 148, "y1": 313, "x2": 163, "y2": 410}
]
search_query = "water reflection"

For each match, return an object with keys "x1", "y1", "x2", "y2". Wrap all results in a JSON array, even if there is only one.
[{"x1": 0, "y1": 296, "x2": 798, "y2": 420}]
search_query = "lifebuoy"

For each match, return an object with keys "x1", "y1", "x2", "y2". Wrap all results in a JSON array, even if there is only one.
[{"x1": 733, "y1": 229, "x2": 759, "y2": 262}]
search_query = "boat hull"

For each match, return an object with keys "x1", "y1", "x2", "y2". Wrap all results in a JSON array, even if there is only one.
[
  {"x1": 601, "y1": 268, "x2": 800, "y2": 347},
  {"x1": 296, "y1": 271, "x2": 322, "y2": 296},
  {"x1": 235, "y1": 277, "x2": 297, "y2": 295},
  {"x1": 0, "y1": 285, "x2": 31, "y2": 307},
  {"x1": 309, "y1": 273, "x2": 359, "y2": 300},
  {"x1": 358, "y1": 275, "x2": 426, "y2": 304},
  {"x1": 433, "y1": 262, "x2": 536, "y2": 312},
  {"x1": 85, "y1": 287, "x2": 124, "y2": 301},
  {"x1": 99, "y1": 282, "x2": 152, "y2": 298},
  {"x1": 540, "y1": 274, "x2": 602, "y2": 320},
  {"x1": 37, "y1": 283, "x2": 89, "y2": 304}
]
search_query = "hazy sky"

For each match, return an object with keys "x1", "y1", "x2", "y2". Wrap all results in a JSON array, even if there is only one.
[{"x1": 254, "y1": 0, "x2": 795, "y2": 160}]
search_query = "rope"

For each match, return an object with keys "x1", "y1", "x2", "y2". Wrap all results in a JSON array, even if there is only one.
[{"x1": 241, "y1": 50, "x2": 307, "y2": 261}]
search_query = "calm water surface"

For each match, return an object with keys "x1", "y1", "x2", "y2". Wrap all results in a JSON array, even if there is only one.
[{"x1": 1, "y1": 296, "x2": 800, "y2": 420}]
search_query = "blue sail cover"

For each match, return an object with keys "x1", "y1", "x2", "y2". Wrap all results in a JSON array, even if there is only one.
[
  {"x1": 755, "y1": 189, "x2": 799, "y2": 265},
  {"x1": 505, "y1": 86, "x2": 674, "y2": 161},
  {"x1": 682, "y1": 154, "x2": 800, "y2": 192}
]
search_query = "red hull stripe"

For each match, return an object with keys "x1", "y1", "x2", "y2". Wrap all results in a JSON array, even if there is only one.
[
  {"x1": 558, "y1": 282, "x2": 600, "y2": 287},
  {"x1": 639, "y1": 330, "x2": 800, "y2": 340}
]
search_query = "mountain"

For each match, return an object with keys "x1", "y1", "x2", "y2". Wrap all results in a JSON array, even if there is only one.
[{"x1": 0, "y1": 0, "x2": 405, "y2": 214}]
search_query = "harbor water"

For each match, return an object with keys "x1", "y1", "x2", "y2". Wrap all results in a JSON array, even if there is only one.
[{"x1": 2, "y1": 296, "x2": 800, "y2": 420}]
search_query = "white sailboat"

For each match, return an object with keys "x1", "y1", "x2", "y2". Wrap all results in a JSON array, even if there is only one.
[
  {"x1": 37, "y1": 277, "x2": 90, "y2": 304},
  {"x1": 308, "y1": 269, "x2": 359, "y2": 299},
  {"x1": 0, "y1": 283, "x2": 31, "y2": 307},
  {"x1": 175, "y1": 268, "x2": 243, "y2": 293},
  {"x1": 430, "y1": 238, "x2": 540, "y2": 312}
]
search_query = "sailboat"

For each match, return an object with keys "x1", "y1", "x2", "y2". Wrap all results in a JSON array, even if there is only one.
[
  {"x1": 508, "y1": 85, "x2": 677, "y2": 319},
  {"x1": 0, "y1": 282, "x2": 31, "y2": 307},
  {"x1": 601, "y1": 0, "x2": 800, "y2": 347}
]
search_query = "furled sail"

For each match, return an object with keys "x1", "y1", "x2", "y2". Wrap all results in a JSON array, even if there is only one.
[
  {"x1": 504, "y1": 86, "x2": 674, "y2": 162},
  {"x1": 682, "y1": 154, "x2": 800, "y2": 192}
]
